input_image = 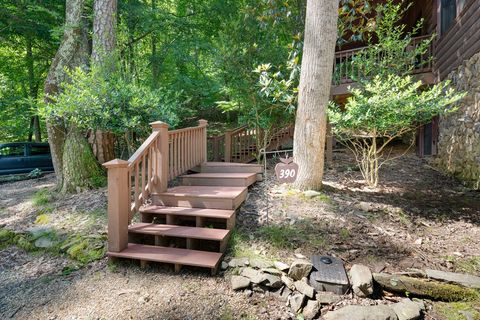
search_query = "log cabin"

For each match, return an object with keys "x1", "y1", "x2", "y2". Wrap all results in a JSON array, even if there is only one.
[{"x1": 331, "y1": 0, "x2": 480, "y2": 189}]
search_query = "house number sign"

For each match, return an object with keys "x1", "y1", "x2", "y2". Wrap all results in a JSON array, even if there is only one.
[{"x1": 275, "y1": 157, "x2": 298, "y2": 183}]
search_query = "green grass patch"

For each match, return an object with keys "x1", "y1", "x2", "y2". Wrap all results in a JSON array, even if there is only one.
[
  {"x1": 258, "y1": 225, "x2": 297, "y2": 249},
  {"x1": 434, "y1": 301, "x2": 480, "y2": 320},
  {"x1": 61, "y1": 234, "x2": 107, "y2": 263},
  {"x1": 32, "y1": 188, "x2": 53, "y2": 207},
  {"x1": 457, "y1": 257, "x2": 480, "y2": 275},
  {"x1": 0, "y1": 228, "x2": 17, "y2": 249},
  {"x1": 339, "y1": 227, "x2": 351, "y2": 241}
]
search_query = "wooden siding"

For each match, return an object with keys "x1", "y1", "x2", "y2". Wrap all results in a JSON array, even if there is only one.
[{"x1": 435, "y1": 0, "x2": 480, "y2": 79}]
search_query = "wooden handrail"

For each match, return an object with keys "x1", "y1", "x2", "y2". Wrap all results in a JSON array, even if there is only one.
[
  {"x1": 103, "y1": 119, "x2": 208, "y2": 253},
  {"x1": 333, "y1": 35, "x2": 434, "y2": 85}
]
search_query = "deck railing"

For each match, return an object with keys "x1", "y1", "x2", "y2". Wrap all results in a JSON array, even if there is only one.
[
  {"x1": 103, "y1": 120, "x2": 208, "y2": 252},
  {"x1": 333, "y1": 35, "x2": 434, "y2": 85}
]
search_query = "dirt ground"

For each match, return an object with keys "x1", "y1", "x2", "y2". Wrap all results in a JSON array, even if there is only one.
[{"x1": 0, "y1": 149, "x2": 479, "y2": 319}]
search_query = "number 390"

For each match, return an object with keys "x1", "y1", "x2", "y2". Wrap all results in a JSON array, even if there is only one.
[{"x1": 279, "y1": 168, "x2": 296, "y2": 178}]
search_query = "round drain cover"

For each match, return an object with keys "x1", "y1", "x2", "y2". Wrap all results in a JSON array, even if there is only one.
[{"x1": 320, "y1": 256, "x2": 332, "y2": 264}]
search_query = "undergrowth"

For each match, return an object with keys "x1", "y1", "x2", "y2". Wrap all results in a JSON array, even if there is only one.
[{"x1": 0, "y1": 226, "x2": 106, "y2": 265}]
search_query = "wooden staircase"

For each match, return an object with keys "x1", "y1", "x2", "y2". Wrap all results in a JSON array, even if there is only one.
[
  {"x1": 208, "y1": 125, "x2": 295, "y2": 163},
  {"x1": 103, "y1": 121, "x2": 262, "y2": 274}
]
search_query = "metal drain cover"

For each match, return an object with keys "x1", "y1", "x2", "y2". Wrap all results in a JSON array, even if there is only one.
[{"x1": 309, "y1": 255, "x2": 349, "y2": 295}]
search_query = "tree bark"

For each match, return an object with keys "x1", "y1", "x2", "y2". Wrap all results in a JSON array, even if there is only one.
[
  {"x1": 91, "y1": 0, "x2": 117, "y2": 164},
  {"x1": 62, "y1": 127, "x2": 105, "y2": 193},
  {"x1": 26, "y1": 36, "x2": 42, "y2": 142},
  {"x1": 92, "y1": 0, "x2": 117, "y2": 62},
  {"x1": 293, "y1": 0, "x2": 338, "y2": 190},
  {"x1": 44, "y1": 0, "x2": 93, "y2": 191}
]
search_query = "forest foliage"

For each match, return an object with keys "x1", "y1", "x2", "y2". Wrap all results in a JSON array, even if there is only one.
[{"x1": 1, "y1": 0, "x2": 375, "y2": 145}]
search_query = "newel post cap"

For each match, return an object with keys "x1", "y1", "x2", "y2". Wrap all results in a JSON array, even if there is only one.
[
  {"x1": 103, "y1": 159, "x2": 130, "y2": 169},
  {"x1": 150, "y1": 121, "x2": 169, "y2": 130},
  {"x1": 198, "y1": 119, "x2": 208, "y2": 126}
]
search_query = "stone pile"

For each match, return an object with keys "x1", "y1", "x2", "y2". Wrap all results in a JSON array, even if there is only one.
[
  {"x1": 227, "y1": 258, "x2": 431, "y2": 320},
  {"x1": 228, "y1": 257, "x2": 334, "y2": 319}
]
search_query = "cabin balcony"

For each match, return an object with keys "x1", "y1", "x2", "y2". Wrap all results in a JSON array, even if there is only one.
[{"x1": 331, "y1": 35, "x2": 437, "y2": 97}]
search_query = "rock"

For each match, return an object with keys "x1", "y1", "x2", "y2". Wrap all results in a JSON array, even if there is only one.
[
  {"x1": 391, "y1": 299, "x2": 422, "y2": 320},
  {"x1": 316, "y1": 291, "x2": 343, "y2": 305},
  {"x1": 294, "y1": 253, "x2": 307, "y2": 259},
  {"x1": 357, "y1": 201, "x2": 376, "y2": 212},
  {"x1": 228, "y1": 258, "x2": 249, "y2": 268},
  {"x1": 289, "y1": 293, "x2": 306, "y2": 313},
  {"x1": 241, "y1": 267, "x2": 266, "y2": 284},
  {"x1": 244, "y1": 289, "x2": 253, "y2": 297},
  {"x1": 288, "y1": 260, "x2": 313, "y2": 280},
  {"x1": 250, "y1": 258, "x2": 273, "y2": 269},
  {"x1": 252, "y1": 283, "x2": 268, "y2": 293},
  {"x1": 274, "y1": 261, "x2": 290, "y2": 271},
  {"x1": 294, "y1": 280, "x2": 315, "y2": 298},
  {"x1": 350, "y1": 264, "x2": 374, "y2": 297},
  {"x1": 262, "y1": 268, "x2": 282, "y2": 275},
  {"x1": 323, "y1": 305, "x2": 398, "y2": 320},
  {"x1": 304, "y1": 190, "x2": 322, "y2": 199},
  {"x1": 302, "y1": 300, "x2": 321, "y2": 320},
  {"x1": 231, "y1": 276, "x2": 251, "y2": 290},
  {"x1": 221, "y1": 261, "x2": 229, "y2": 270},
  {"x1": 264, "y1": 274, "x2": 283, "y2": 289},
  {"x1": 272, "y1": 286, "x2": 291, "y2": 302},
  {"x1": 28, "y1": 226, "x2": 52, "y2": 237},
  {"x1": 282, "y1": 274, "x2": 295, "y2": 289},
  {"x1": 34, "y1": 236, "x2": 55, "y2": 248},
  {"x1": 425, "y1": 269, "x2": 480, "y2": 289}
]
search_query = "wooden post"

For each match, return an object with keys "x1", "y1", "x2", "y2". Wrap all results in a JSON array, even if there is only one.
[
  {"x1": 103, "y1": 159, "x2": 130, "y2": 253},
  {"x1": 198, "y1": 119, "x2": 208, "y2": 163},
  {"x1": 224, "y1": 129, "x2": 232, "y2": 162},
  {"x1": 326, "y1": 120, "x2": 333, "y2": 165},
  {"x1": 150, "y1": 121, "x2": 169, "y2": 193}
]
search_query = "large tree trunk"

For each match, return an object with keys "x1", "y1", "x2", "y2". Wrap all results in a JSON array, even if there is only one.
[
  {"x1": 26, "y1": 36, "x2": 42, "y2": 142},
  {"x1": 91, "y1": 0, "x2": 117, "y2": 164},
  {"x1": 44, "y1": 0, "x2": 100, "y2": 192},
  {"x1": 293, "y1": 0, "x2": 338, "y2": 190},
  {"x1": 62, "y1": 127, "x2": 105, "y2": 193}
]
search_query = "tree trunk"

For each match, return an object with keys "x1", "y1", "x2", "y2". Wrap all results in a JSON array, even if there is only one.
[
  {"x1": 373, "y1": 273, "x2": 479, "y2": 302},
  {"x1": 91, "y1": 0, "x2": 117, "y2": 164},
  {"x1": 62, "y1": 127, "x2": 105, "y2": 193},
  {"x1": 92, "y1": 0, "x2": 117, "y2": 62},
  {"x1": 26, "y1": 36, "x2": 42, "y2": 142},
  {"x1": 44, "y1": 0, "x2": 96, "y2": 192},
  {"x1": 293, "y1": 0, "x2": 338, "y2": 190}
]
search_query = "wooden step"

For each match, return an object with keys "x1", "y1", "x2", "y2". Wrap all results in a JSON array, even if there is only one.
[
  {"x1": 139, "y1": 205, "x2": 236, "y2": 229},
  {"x1": 108, "y1": 243, "x2": 222, "y2": 274},
  {"x1": 155, "y1": 186, "x2": 247, "y2": 210},
  {"x1": 198, "y1": 162, "x2": 263, "y2": 174},
  {"x1": 180, "y1": 172, "x2": 257, "y2": 187},
  {"x1": 129, "y1": 223, "x2": 230, "y2": 241}
]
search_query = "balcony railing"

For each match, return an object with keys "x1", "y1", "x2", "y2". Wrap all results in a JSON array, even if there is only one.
[{"x1": 332, "y1": 35, "x2": 434, "y2": 86}]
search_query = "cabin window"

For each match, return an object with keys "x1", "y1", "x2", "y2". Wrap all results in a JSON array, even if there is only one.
[{"x1": 441, "y1": 0, "x2": 457, "y2": 34}]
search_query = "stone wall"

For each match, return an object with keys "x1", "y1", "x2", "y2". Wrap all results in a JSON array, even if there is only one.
[{"x1": 435, "y1": 52, "x2": 480, "y2": 189}]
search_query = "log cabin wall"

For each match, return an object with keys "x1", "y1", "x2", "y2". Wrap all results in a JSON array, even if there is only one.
[{"x1": 435, "y1": 0, "x2": 480, "y2": 79}]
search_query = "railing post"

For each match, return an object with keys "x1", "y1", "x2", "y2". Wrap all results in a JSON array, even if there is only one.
[
  {"x1": 198, "y1": 119, "x2": 208, "y2": 163},
  {"x1": 103, "y1": 159, "x2": 130, "y2": 253},
  {"x1": 151, "y1": 121, "x2": 169, "y2": 193},
  {"x1": 224, "y1": 129, "x2": 232, "y2": 162},
  {"x1": 326, "y1": 120, "x2": 333, "y2": 166}
]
